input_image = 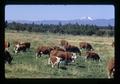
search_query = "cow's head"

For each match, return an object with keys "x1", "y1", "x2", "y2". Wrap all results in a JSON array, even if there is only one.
[{"x1": 14, "y1": 44, "x2": 20, "y2": 54}]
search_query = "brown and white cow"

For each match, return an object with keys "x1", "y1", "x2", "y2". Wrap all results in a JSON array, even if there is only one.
[
  {"x1": 79, "y1": 42, "x2": 94, "y2": 51},
  {"x1": 14, "y1": 42, "x2": 31, "y2": 53},
  {"x1": 35, "y1": 46, "x2": 54, "y2": 59},
  {"x1": 85, "y1": 51, "x2": 100, "y2": 61},
  {"x1": 107, "y1": 57, "x2": 115, "y2": 79},
  {"x1": 48, "y1": 50, "x2": 77, "y2": 68},
  {"x1": 5, "y1": 41, "x2": 10, "y2": 50}
]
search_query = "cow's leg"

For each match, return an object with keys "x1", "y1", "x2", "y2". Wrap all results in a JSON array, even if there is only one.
[
  {"x1": 48, "y1": 58, "x2": 51, "y2": 65},
  {"x1": 35, "y1": 53, "x2": 38, "y2": 59},
  {"x1": 40, "y1": 52, "x2": 43, "y2": 57},
  {"x1": 107, "y1": 71, "x2": 111, "y2": 79},
  {"x1": 51, "y1": 63, "x2": 54, "y2": 68},
  {"x1": 57, "y1": 62, "x2": 60, "y2": 68}
]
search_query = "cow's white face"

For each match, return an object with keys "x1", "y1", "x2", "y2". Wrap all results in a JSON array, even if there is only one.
[
  {"x1": 14, "y1": 44, "x2": 20, "y2": 53},
  {"x1": 71, "y1": 53, "x2": 77, "y2": 62}
]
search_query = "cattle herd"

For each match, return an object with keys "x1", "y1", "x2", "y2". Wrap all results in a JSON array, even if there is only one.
[{"x1": 4, "y1": 40, "x2": 115, "y2": 78}]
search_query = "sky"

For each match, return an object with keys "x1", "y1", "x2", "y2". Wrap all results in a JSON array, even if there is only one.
[{"x1": 5, "y1": 5, "x2": 114, "y2": 21}]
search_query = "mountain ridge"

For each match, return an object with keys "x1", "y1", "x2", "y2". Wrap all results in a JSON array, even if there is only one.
[{"x1": 7, "y1": 18, "x2": 114, "y2": 26}]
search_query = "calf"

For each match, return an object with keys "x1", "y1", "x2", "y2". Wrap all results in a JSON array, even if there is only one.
[
  {"x1": 4, "y1": 50, "x2": 13, "y2": 64},
  {"x1": 85, "y1": 51, "x2": 100, "y2": 61},
  {"x1": 49, "y1": 50, "x2": 77, "y2": 68},
  {"x1": 79, "y1": 42, "x2": 94, "y2": 51},
  {"x1": 107, "y1": 57, "x2": 115, "y2": 78}
]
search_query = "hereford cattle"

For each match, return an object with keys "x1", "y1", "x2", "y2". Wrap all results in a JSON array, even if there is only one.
[
  {"x1": 5, "y1": 41, "x2": 10, "y2": 50},
  {"x1": 79, "y1": 42, "x2": 94, "y2": 51},
  {"x1": 85, "y1": 51, "x2": 100, "y2": 61},
  {"x1": 60, "y1": 39, "x2": 69, "y2": 46},
  {"x1": 107, "y1": 57, "x2": 115, "y2": 78},
  {"x1": 14, "y1": 42, "x2": 31, "y2": 53},
  {"x1": 48, "y1": 50, "x2": 77, "y2": 68},
  {"x1": 64, "y1": 44, "x2": 81, "y2": 56},
  {"x1": 36, "y1": 46, "x2": 54, "y2": 59},
  {"x1": 4, "y1": 50, "x2": 13, "y2": 64}
]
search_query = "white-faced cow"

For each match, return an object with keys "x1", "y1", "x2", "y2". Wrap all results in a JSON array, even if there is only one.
[
  {"x1": 48, "y1": 50, "x2": 77, "y2": 68},
  {"x1": 14, "y1": 42, "x2": 31, "y2": 54}
]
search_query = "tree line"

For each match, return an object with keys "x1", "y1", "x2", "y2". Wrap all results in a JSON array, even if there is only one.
[{"x1": 5, "y1": 21, "x2": 114, "y2": 36}]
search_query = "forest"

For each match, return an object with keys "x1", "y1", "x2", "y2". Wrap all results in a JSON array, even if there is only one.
[{"x1": 5, "y1": 21, "x2": 114, "y2": 36}]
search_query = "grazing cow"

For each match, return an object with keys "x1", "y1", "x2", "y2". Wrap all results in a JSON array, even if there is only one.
[
  {"x1": 49, "y1": 50, "x2": 77, "y2": 68},
  {"x1": 64, "y1": 44, "x2": 81, "y2": 56},
  {"x1": 107, "y1": 57, "x2": 115, "y2": 78},
  {"x1": 4, "y1": 50, "x2": 13, "y2": 64},
  {"x1": 79, "y1": 42, "x2": 94, "y2": 51},
  {"x1": 85, "y1": 51, "x2": 100, "y2": 61},
  {"x1": 14, "y1": 42, "x2": 30, "y2": 53},
  {"x1": 19, "y1": 42, "x2": 31, "y2": 49},
  {"x1": 60, "y1": 39, "x2": 69, "y2": 46},
  {"x1": 36, "y1": 46, "x2": 54, "y2": 58},
  {"x1": 5, "y1": 41, "x2": 10, "y2": 50}
]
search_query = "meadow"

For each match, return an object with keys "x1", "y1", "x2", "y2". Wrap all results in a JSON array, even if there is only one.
[{"x1": 5, "y1": 30, "x2": 114, "y2": 78}]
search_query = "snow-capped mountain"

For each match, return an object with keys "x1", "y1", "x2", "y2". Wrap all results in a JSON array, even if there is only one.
[
  {"x1": 80, "y1": 16, "x2": 94, "y2": 21},
  {"x1": 7, "y1": 18, "x2": 114, "y2": 26}
]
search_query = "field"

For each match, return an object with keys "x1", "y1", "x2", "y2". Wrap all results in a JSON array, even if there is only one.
[{"x1": 5, "y1": 30, "x2": 114, "y2": 78}]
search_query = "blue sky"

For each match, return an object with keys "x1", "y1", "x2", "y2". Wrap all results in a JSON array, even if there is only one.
[{"x1": 5, "y1": 5, "x2": 114, "y2": 21}]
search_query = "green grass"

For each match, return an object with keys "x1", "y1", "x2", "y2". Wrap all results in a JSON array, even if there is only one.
[{"x1": 5, "y1": 31, "x2": 114, "y2": 78}]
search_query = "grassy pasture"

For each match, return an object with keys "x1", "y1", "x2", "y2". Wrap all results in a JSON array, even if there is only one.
[{"x1": 5, "y1": 31, "x2": 114, "y2": 78}]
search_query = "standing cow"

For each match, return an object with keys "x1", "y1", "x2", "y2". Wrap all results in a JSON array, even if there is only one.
[
  {"x1": 48, "y1": 50, "x2": 77, "y2": 68},
  {"x1": 14, "y1": 42, "x2": 31, "y2": 54},
  {"x1": 35, "y1": 46, "x2": 53, "y2": 59}
]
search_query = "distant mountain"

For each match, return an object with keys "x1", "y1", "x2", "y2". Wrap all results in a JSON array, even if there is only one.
[{"x1": 7, "y1": 18, "x2": 114, "y2": 26}]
